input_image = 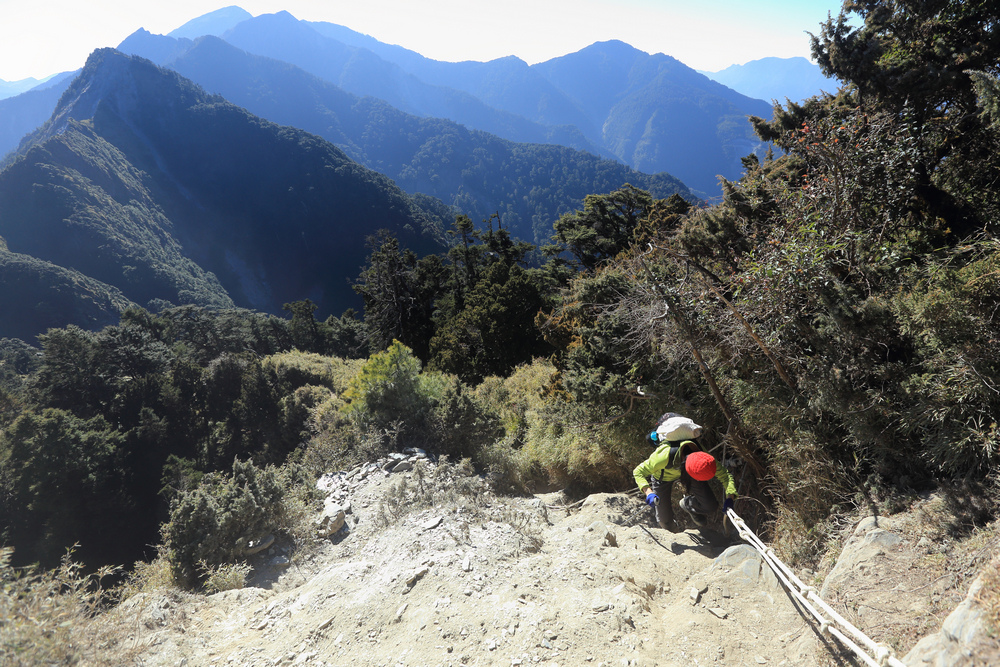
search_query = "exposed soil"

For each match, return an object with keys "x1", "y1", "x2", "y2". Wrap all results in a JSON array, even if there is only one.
[{"x1": 95, "y1": 458, "x2": 1000, "y2": 667}]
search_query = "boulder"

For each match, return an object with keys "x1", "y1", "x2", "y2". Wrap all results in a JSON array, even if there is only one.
[{"x1": 316, "y1": 500, "x2": 346, "y2": 537}]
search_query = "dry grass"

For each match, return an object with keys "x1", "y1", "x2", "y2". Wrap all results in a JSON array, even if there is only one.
[
  {"x1": 977, "y1": 554, "x2": 1000, "y2": 638},
  {"x1": 374, "y1": 457, "x2": 484, "y2": 528},
  {"x1": 0, "y1": 546, "x2": 127, "y2": 666},
  {"x1": 115, "y1": 547, "x2": 175, "y2": 602},
  {"x1": 200, "y1": 561, "x2": 253, "y2": 594}
]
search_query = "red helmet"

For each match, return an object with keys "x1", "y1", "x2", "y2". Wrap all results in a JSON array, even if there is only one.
[{"x1": 685, "y1": 451, "x2": 717, "y2": 481}]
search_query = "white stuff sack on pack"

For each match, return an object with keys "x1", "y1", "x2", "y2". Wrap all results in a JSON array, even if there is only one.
[{"x1": 656, "y1": 416, "x2": 703, "y2": 441}]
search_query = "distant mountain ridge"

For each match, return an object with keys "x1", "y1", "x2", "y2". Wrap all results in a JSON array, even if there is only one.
[
  {"x1": 298, "y1": 19, "x2": 778, "y2": 195},
  {"x1": 701, "y1": 57, "x2": 839, "y2": 104},
  {"x1": 1, "y1": 7, "x2": 790, "y2": 195},
  {"x1": 216, "y1": 11, "x2": 771, "y2": 194},
  {"x1": 117, "y1": 32, "x2": 693, "y2": 244},
  {"x1": 168, "y1": 5, "x2": 252, "y2": 39},
  {"x1": 0, "y1": 49, "x2": 444, "y2": 340},
  {"x1": 0, "y1": 77, "x2": 52, "y2": 100}
]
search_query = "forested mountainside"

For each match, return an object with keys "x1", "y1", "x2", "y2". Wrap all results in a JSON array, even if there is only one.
[
  {"x1": 119, "y1": 32, "x2": 694, "y2": 244},
  {"x1": 1, "y1": 8, "x2": 767, "y2": 201},
  {"x1": 223, "y1": 11, "x2": 771, "y2": 195},
  {"x1": 0, "y1": 49, "x2": 443, "y2": 340}
]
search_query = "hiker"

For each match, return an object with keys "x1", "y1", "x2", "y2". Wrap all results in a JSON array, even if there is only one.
[{"x1": 633, "y1": 413, "x2": 737, "y2": 532}]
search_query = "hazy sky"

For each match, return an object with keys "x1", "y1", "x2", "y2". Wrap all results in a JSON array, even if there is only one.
[{"x1": 0, "y1": 0, "x2": 845, "y2": 82}]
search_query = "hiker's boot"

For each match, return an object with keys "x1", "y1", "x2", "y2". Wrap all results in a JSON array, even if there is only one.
[{"x1": 679, "y1": 495, "x2": 708, "y2": 527}]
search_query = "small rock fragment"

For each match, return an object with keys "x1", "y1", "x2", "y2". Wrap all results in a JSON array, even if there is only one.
[{"x1": 422, "y1": 516, "x2": 443, "y2": 530}]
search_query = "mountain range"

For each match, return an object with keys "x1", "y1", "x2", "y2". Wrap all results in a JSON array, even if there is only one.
[
  {"x1": 0, "y1": 7, "x2": 827, "y2": 197},
  {"x1": 701, "y1": 57, "x2": 839, "y2": 104},
  {"x1": 0, "y1": 45, "x2": 697, "y2": 342},
  {"x1": 0, "y1": 50, "x2": 446, "y2": 339},
  {"x1": 0, "y1": 6, "x2": 833, "y2": 342}
]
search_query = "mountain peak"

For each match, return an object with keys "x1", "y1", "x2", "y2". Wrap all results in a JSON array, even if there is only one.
[
  {"x1": 32, "y1": 49, "x2": 214, "y2": 149},
  {"x1": 168, "y1": 5, "x2": 253, "y2": 39}
]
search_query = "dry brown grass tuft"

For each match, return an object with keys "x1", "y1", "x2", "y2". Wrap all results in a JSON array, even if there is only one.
[
  {"x1": 977, "y1": 554, "x2": 1000, "y2": 638},
  {"x1": 0, "y1": 546, "x2": 131, "y2": 665}
]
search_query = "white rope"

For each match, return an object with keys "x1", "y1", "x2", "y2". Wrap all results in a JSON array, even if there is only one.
[{"x1": 726, "y1": 508, "x2": 907, "y2": 667}]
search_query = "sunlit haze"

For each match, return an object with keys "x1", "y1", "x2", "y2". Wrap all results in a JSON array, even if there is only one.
[{"x1": 0, "y1": 0, "x2": 843, "y2": 82}]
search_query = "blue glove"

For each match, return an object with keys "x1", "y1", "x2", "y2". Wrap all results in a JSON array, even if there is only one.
[
  {"x1": 646, "y1": 493, "x2": 659, "y2": 506},
  {"x1": 723, "y1": 497, "x2": 734, "y2": 513}
]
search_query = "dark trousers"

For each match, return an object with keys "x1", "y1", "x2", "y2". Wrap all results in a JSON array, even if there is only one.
[
  {"x1": 685, "y1": 479, "x2": 719, "y2": 515},
  {"x1": 650, "y1": 476, "x2": 719, "y2": 528},
  {"x1": 650, "y1": 478, "x2": 675, "y2": 529}
]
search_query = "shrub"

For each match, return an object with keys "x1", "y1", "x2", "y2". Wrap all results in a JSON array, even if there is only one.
[
  {"x1": 200, "y1": 561, "x2": 252, "y2": 594},
  {"x1": 115, "y1": 546, "x2": 175, "y2": 601},
  {"x1": 162, "y1": 459, "x2": 286, "y2": 589},
  {"x1": 474, "y1": 359, "x2": 630, "y2": 493},
  {"x1": 279, "y1": 384, "x2": 334, "y2": 449},
  {"x1": 341, "y1": 341, "x2": 439, "y2": 444},
  {"x1": 262, "y1": 350, "x2": 363, "y2": 394},
  {"x1": 427, "y1": 373, "x2": 502, "y2": 462}
]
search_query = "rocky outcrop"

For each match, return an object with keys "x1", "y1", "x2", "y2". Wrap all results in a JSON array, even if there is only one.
[{"x1": 904, "y1": 570, "x2": 996, "y2": 667}]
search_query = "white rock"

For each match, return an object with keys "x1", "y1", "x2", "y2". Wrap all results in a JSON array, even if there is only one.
[{"x1": 316, "y1": 504, "x2": 346, "y2": 538}]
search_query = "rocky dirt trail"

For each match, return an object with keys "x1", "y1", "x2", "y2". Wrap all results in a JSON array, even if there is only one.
[{"x1": 102, "y1": 455, "x2": 1000, "y2": 667}]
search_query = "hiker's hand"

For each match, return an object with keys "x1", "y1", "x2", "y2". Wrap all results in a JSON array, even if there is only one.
[
  {"x1": 645, "y1": 492, "x2": 659, "y2": 506},
  {"x1": 723, "y1": 497, "x2": 734, "y2": 513}
]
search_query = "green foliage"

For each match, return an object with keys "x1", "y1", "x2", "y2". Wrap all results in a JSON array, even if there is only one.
[
  {"x1": 809, "y1": 1, "x2": 1000, "y2": 235},
  {"x1": 342, "y1": 341, "x2": 435, "y2": 438},
  {"x1": 0, "y1": 408, "x2": 130, "y2": 568},
  {"x1": 893, "y1": 242, "x2": 1000, "y2": 475},
  {"x1": 970, "y1": 70, "x2": 1000, "y2": 129},
  {"x1": 550, "y1": 184, "x2": 654, "y2": 271},
  {"x1": 429, "y1": 262, "x2": 549, "y2": 383},
  {"x1": 473, "y1": 359, "x2": 637, "y2": 493},
  {"x1": 283, "y1": 300, "x2": 370, "y2": 358},
  {"x1": 262, "y1": 350, "x2": 362, "y2": 395},
  {"x1": 1, "y1": 304, "x2": 348, "y2": 571},
  {"x1": 426, "y1": 374, "x2": 502, "y2": 464},
  {"x1": 353, "y1": 232, "x2": 441, "y2": 359},
  {"x1": 812, "y1": 0, "x2": 1000, "y2": 119},
  {"x1": 162, "y1": 459, "x2": 286, "y2": 589}
]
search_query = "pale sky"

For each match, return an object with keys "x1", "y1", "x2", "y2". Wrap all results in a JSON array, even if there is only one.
[{"x1": 0, "y1": 0, "x2": 845, "y2": 82}]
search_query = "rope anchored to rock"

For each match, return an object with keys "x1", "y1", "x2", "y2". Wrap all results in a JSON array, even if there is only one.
[{"x1": 725, "y1": 508, "x2": 907, "y2": 667}]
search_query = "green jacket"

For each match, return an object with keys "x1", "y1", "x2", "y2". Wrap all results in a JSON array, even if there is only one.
[{"x1": 633, "y1": 440, "x2": 738, "y2": 497}]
